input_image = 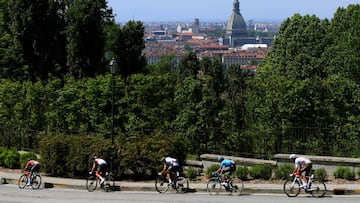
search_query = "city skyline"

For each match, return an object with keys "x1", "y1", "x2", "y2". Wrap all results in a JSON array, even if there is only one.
[{"x1": 108, "y1": 0, "x2": 360, "y2": 23}]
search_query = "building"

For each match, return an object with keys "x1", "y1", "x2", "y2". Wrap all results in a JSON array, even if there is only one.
[{"x1": 224, "y1": 0, "x2": 274, "y2": 48}]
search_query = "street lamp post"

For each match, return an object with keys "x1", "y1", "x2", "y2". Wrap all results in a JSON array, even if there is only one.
[
  {"x1": 109, "y1": 58, "x2": 117, "y2": 145},
  {"x1": 109, "y1": 58, "x2": 117, "y2": 174}
]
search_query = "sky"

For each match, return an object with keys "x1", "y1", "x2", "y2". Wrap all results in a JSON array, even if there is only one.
[{"x1": 107, "y1": 0, "x2": 359, "y2": 23}]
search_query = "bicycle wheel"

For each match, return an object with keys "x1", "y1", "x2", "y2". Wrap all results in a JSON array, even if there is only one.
[
  {"x1": 283, "y1": 179, "x2": 301, "y2": 197},
  {"x1": 31, "y1": 175, "x2": 42, "y2": 189},
  {"x1": 103, "y1": 175, "x2": 115, "y2": 192},
  {"x1": 309, "y1": 179, "x2": 326, "y2": 198},
  {"x1": 155, "y1": 176, "x2": 169, "y2": 193},
  {"x1": 18, "y1": 174, "x2": 28, "y2": 189},
  {"x1": 207, "y1": 177, "x2": 222, "y2": 195},
  {"x1": 86, "y1": 176, "x2": 98, "y2": 192},
  {"x1": 229, "y1": 178, "x2": 244, "y2": 195},
  {"x1": 175, "y1": 177, "x2": 189, "y2": 193}
]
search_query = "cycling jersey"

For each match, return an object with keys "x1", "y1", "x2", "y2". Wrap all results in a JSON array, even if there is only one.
[{"x1": 294, "y1": 157, "x2": 311, "y2": 168}]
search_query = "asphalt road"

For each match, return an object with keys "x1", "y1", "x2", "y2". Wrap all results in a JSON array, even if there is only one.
[{"x1": 1, "y1": 184, "x2": 360, "y2": 203}]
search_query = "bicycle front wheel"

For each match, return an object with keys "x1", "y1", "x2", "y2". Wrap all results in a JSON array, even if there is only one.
[
  {"x1": 207, "y1": 177, "x2": 222, "y2": 195},
  {"x1": 283, "y1": 179, "x2": 301, "y2": 197},
  {"x1": 155, "y1": 176, "x2": 169, "y2": 193},
  {"x1": 175, "y1": 177, "x2": 189, "y2": 193},
  {"x1": 229, "y1": 178, "x2": 244, "y2": 195},
  {"x1": 18, "y1": 174, "x2": 28, "y2": 189},
  {"x1": 309, "y1": 179, "x2": 326, "y2": 198},
  {"x1": 31, "y1": 175, "x2": 42, "y2": 189},
  {"x1": 86, "y1": 176, "x2": 98, "y2": 192}
]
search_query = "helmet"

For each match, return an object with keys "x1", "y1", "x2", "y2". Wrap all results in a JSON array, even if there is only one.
[
  {"x1": 217, "y1": 156, "x2": 224, "y2": 162},
  {"x1": 289, "y1": 154, "x2": 297, "y2": 159},
  {"x1": 28, "y1": 158, "x2": 33, "y2": 161}
]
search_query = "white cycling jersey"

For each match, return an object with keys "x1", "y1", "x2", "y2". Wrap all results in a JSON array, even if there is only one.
[
  {"x1": 165, "y1": 157, "x2": 179, "y2": 166},
  {"x1": 294, "y1": 157, "x2": 311, "y2": 168}
]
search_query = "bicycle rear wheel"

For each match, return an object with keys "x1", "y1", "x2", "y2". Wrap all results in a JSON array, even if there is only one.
[
  {"x1": 18, "y1": 174, "x2": 28, "y2": 189},
  {"x1": 155, "y1": 176, "x2": 169, "y2": 193},
  {"x1": 207, "y1": 178, "x2": 222, "y2": 195},
  {"x1": 103, "y1": 175, "x2": 115, "y2": 192},
  {"x1": 229, "y1": 178, "x2": 244, "y2": 195},
  {"x1": 31, "y1": 174, "x2": 42, "y2": 189},
  {"x1": 309, "y1": 179, "x2": 326, "y2": 197},
  {"x1": 175, "y1": 177, "x2": 189, "y2": 193},
  {"x1": 283, "y1": 179, "x2": 301, "y2": 197},
  {"x1": 86, "y1": 176, "x2": 98, "y2": 192}
]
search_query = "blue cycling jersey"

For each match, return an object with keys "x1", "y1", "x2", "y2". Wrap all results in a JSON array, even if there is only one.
[{"x1": 220, "y1": 159, "x2": 235, "y2": 168}]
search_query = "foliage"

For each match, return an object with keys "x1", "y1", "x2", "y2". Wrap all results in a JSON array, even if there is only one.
[
  {"x1": 205, "y1": 164, "x2": 220, "y2": 178},
  {"x1": 333, "y1": 166, "x2": 355, "y2": 180},
  {"x1": 113, "y1": 20, "x2": 147, "y2": 80},
  {"x1": 185, "y1": 167, "x2": 198, "y2": 181},
  {"x1": 119, "y1": 133, "x2": 187, "y2": 179},
  {"x1": 274, "y1": 163, "x2": 293, "y2": 180},
  {"x1": 234, "y1": 166, "x2": 249, "y2": 180},
  {"x1": 249, "y1": 165, "x2": 273, "y2": 180},
  {"x1": 314, "y1": 168, "x2": 328, "y2": 181},
  {"x1": 1, "y1": 149, "x2": 20, "y2": 169},
  {"x1": 19, "y1": 152, "x2": 38, "y2": 168}
]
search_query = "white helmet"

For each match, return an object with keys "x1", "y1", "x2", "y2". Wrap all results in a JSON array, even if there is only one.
[{"x1": 289, "y1": 154, "x2": 297, "y2": 159}]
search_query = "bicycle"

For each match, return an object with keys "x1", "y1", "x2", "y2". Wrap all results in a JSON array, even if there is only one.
[
  {"x1": 283, "y1": 171, "x2": 326, "y2": 197},
  {"x1": 207, "y1": 172, "x2": 244, "y2": 195},
  {"x1": 18, "y1": 171, "x2": 42, "y2": 189},
  {"x1": 86, "y1": 171, "x2": 115, "y2": 192},
  {"x1": 155, "y1": 171, "x2": 189, "y2": 193}
]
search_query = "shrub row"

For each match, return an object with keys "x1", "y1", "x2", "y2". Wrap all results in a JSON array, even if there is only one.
[{"x1": 0, "y1": 147, "x2": 37, "y2": 169}]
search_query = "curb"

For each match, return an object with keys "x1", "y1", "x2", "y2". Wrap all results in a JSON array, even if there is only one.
[{"x1": 2, "y1": 176, "x2": 360, "y2": 195}]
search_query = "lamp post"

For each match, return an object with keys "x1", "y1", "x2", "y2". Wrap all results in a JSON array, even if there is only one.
[{"x1": 109, "y1": 58, "x2": 117, "y2": 145}]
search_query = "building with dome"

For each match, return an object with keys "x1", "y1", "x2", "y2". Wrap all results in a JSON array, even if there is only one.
[
  {"x1": 223, "y1": 0, "x2": 274, "y2": 48},
  {"x1": 226, "y1": 0, "x2": 247, "y2": 47}
]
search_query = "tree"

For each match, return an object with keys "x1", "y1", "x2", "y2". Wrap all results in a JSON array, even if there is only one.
[
  {"x1": 65, "y1": 0, "x2": 113, "y2": 78},
  {"x1": 113, "y1": 20, "x2": 146, "y2": 81},
  {"x1": 246, "y1": 14, "x2": 330, "y2": 154}
]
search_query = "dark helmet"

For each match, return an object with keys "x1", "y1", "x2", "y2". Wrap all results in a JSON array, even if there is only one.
[
  {"x1": 28, "y1": 158, "x2": 33, "y2": 161},
  {"x1": 217, "y1": 156, "x2": 224, "y2": 162}
]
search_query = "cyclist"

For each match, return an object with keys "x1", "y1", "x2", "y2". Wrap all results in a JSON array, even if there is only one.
[
  {"x1": 160, "y1": 157, "x2": 180, "y2": 185},
  {"x1": 289, "y1": 154, "x2": 313, "y2": 188},
  {"x1": 24, "y1": 158, "x2": 41, "y2": 186},
  {"x1": 90, "y1": 155, "x2": 108, "y2": 185},
  {"x1": 214, "y1": 156, "x2": 236, "y2": 186}
]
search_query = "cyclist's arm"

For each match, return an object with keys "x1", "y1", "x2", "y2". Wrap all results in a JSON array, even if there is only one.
[
  {"x1": 90, "y1": 162, "x2": 96, "y2": 173},
  {"x1": 160, "y1": 163, "x2": 167, "y2": 174}
]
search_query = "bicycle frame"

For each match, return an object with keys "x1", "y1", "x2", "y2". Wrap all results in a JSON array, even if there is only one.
[{"x1": 284, "y1": 173, "x2": 326, "y2": 198}]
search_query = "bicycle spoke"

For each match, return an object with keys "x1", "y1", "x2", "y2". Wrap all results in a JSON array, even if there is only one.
[
  {"x1": 283, "y1": 179, "x2": 301, "y2": 197},
  {"x1": 155, "y1": 176, "x2": 169, "y2": 193},
  {"x1": 86, "y1": 176, "x2": 98, "y2": 192},
  {"x1": 31, "y1": 175, "x2": 42, "y2": 189},
  {"x1": 175, "y1": 177, "x2": 189, "y2": 193},
  {"x1": 309, "y1": 179, "x2": 326, "y2": 198},
  {"x1": 18, "y1": 174, "x2": 28, "y2": 189},
  {"x1": 207, "y1": 178, "x2": 222, "y2": 195},
  {"x1": 229, "y1": 178, "x2": 244, "y2": 195}
]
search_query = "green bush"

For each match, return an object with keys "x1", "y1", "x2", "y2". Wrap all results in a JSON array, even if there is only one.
[
  {"x1": 314, "y1": 168, "x2": 328, "y2": 181},
  {"x1": 274, "y1": 163, "x2": 293, "y2": 180},
  {"x1": 4, "y1": 149, "x2": 20, "y2": 169},
  {"x1": 185, "y1": 167, "x2": 198, "y2": 180},
  {"x1": 19, "y1": 152, "x2": 38, "y2": 168},
  {"x1": 205, "y1": 164, "x2": 220, "y2": 178},
  {"x1": 249, "y1": 165, "x2": 272, "y2": 180},
  {"x1": 234, "y1": 166, "x2": 249, "y2": 180},
  {"x1": 0, "y1": 148, "x2": 7, "y2": 166},
  {"x1": 333, "y1": 166, "x2": 355, "y2": 180}
]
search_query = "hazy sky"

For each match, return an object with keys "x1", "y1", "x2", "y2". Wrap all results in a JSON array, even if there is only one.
[{"x1": 107, "y1": 0, "x2": 359, "y2": 22}]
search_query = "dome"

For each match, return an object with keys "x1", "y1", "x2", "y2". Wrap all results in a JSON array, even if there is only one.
[{"x1": 226, "y1": 0, "x2": 247, "y2": 38}]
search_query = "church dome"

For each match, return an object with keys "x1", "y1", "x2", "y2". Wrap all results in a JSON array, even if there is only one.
[{"x1": 226, "y1": 0, "x2": 247, "y2": 37}]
